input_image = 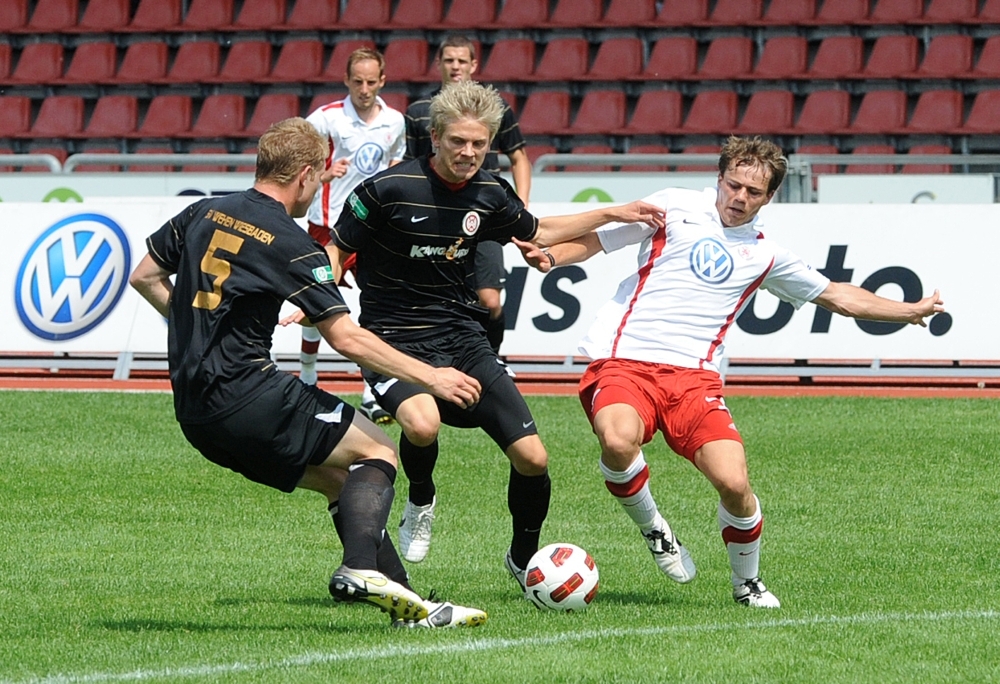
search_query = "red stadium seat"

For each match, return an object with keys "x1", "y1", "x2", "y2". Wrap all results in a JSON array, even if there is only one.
[
  {"x1": 10, "y1": 43, "x2": 64, "y2": 84},
  {"x1": 27, "y1": 0, "x2": 78, "y2": 32},
  {"x1": 901, "y1": 144, "x2": 952, "y2": 174},
  {"x1": 868, "y1": 0, "x2": 922, "y2": 23},
  {"x1": 518, "y1": 90, "x2": 571, "y2": 135},
  {"x1": 905, "y1": 90, "x2": 963, "y2": 133},
  {"x1": 84, "y1": 95, "x2": 138, "y2": 137},
  {"x1": 29, "y1": 95, "x2": 84, "y2": 138},
  {"x1": 478, "y1": 39, "x2": 535, "y2": 81},
  {"x1": 285, "y1": 0, "x2": 337, "y2": 28},
  {"x1": 549, "y1": 0, "x2": 602, "y2": 26},
  {"x1": 497, "y1": 90, "x2": 518, "y2": 114},
  {"x1": 708, "y1": 0, "x2": 762, "y2": 24},
  {"x1": 643, "y1": 37, "x2": 697, "y2": 79},
  {"x1": 495, "y1": 0, "x2": 548, "y2": 27},
  {"x1": 849, "y1": 90, "x2": 908, "y2": 134},
  {"x1": 533, "y1": 38, "x2": 589, "y2": 81},
  {"x1": 133, "y1": 95, "x2": 193, "y2": 138},
  {"x1": 320, "y1": 39, "x2": 377, "y2": 81},
  {"x1": 236, "y1": 143, "x2": 257, "y2": 172},
  {"x1": 845, "y1": 144, "x2": 895, "y2": 174},
  {"x1": 383, "y1": 39, "x2": 430, "y2": 82},
  {"x1": 959, "y1": 90, "x2": 1000, "y2": 132},
  {"x1": 923, "y1": 0, "x2": 976, "y2": 22},
  {"x1": 603, "y1": 0, "x2": 656, "y2": 25},
  {"x1": 116, "y1": 42, "x2": 168, "y2": 83},
  {"x1": 167, "y1": 41, "x2": 220, "y2": 83},
  {"x1": 130, "y1": 0, "x2": 181, "y2": 30},
  {"x1": 588, "y1": 38, "x2": 643, "y2": 80},
  {"x1": 653, "y1": 0, "x2": 708, "y2": 25},
  {"x1": 524, "y1": 144, "x2": 557, "y2": 166},
  {"x1": 620, "y1": 90, "x2": 683, "y2": 134},
  {"x1": 699, "y1": 37, "x2": 754, "y2": 79},
  {"x1": 183, "y1": 144, "x2": 229, "y2": 173},
  {"x1": 0, "y1": 96, "x2": 32, "y2": 137},
  {"x1": 758, "y1": 0, "x2": 815, "y2": 24},
  {"x1": 681, "y1": 91, "x2": 738, "y2": 134},
  {"x1": 390, "y1": 0, "x2": 443, "y2": 27},
  {"x1": 339, "y1": 0, "x2": 390, "y2": 28},
  {"x1": 306, "y1": 92, "x2": 347, "y2": 115},
  {"x1": 753, "y1": 37, "x2": 808, "y2": 79},
  {"x1": 379, "y1": 92, "x2": 408, "y2": 113},
  {"x1": 736, "y1": 90, "x2": 794, "y2": 135},
  {"x1": 0, "y1": 44, "x2": 10, "y2": 80},
  {"x1": 181, "y1": 0, "x2": 232, "y2": 29},
  {"x1": 440, "y1": 0, "x2": 496, "y2": 27},
  {"x1": 232, "y1": 0, "x2": 286, "y2": 29},
  {"x1": 796, "y1": 144, "x2": 839, "y2": 177},
  {"x1": 794, "y1": 90, "x2": 851, "y2": 134},
  {"x1": 184, "y1": 94, "x2": 246, "y2": 138},
  {"x1": 77, "y1": 0, "x2": 129, "y2": 31},
  {"x1": 73, "y1": 145, "x2": 124, "y2": 173},
  {"x1": 978, "y1": 0, "x2": 1000, "y2": 22},
  {"x1": 129, "y1": 145, "x2": 176, "y2": 172},
  {"x1": 214, "y1": 41, "x2": 272, "y2": 83},
  {"x1": 621, "y1": 144, "x2": 671, "y2": 172},
  {"x1": 677, "y1": 145, "x2": 719, "y2": 172},
  {"x1": 0, "y1": 0, "x2": 29, "y2": 31},
  {"x1": 809, "y1": 37, "x2": 864, "y2": 78},
  {"x1": 916, "y1": 35, "x2": 973, "y2": 79},
  {"x1": 245, "y1": 94, "x2": 300, "y2": 137},
  {"x1": 565, "y1": 145, "x2": 613, "y2": 172},
  {"x1": 972, "y1": 36, "x2": 1000, "y2": 77},
  {"x1": 26, "y1": 144, "x2": 69, "y2": 171},
  {"x1": 570, "y1": 90, "x2": 626, "y2": 134},
  {"x1": 863, "y1": 36, "x2": 918, "y2": 79},
  {"x1": 266, "y1": 40, "x2": 324, "y2": 83},
  {"x1": 60, "y1": 42, "x2": 117, "y2": 84},
  {"x1": 814, "y1": 0, "x2": 869, "y2": 23}
]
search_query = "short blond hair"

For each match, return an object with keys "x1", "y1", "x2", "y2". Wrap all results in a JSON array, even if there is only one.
[
  {"x1": 719, "y1": 135, "x2": 788, "y2": 194},
  {"x1": 429, "y1": 80, "x2": 504, "y2": 141},
  {"x1": 255, "y1": 118, "x2": 328, "y2": 185}
]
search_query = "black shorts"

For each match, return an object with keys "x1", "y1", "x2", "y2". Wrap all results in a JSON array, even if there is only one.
[
  {"x1": 474, "y1": 241, "x2": 506, "y2": 291},
  {"x1": 180, "y1": 375, "x2": 356, "y2": 493},
  {"x1": 361, "y1": 330, "x2": 537, "y2": 452}
]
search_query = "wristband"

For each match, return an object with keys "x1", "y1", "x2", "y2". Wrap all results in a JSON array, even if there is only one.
[{"x1": 543, "y1": 249, "x2": 556, "y2": 268}]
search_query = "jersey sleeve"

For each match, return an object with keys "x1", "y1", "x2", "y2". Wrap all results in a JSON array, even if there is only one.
[
  {"x1": 330, "y1": 177, "x2": 381, "y2": 254},
  {"x1": 760, "y1": 246, "x2": 831, "y2": 309},
  {"x1": 278, "y1": 241, "x2": 349, "y2": 323},
  {"x1": 145, "y1": 198, "x2": 209, "y2": 272},
  {"x1": 305, "y1": 106, "x2": 330, "y2": 138},
  {"x1": 484, "y1": 175, "x2": 538, "y2": 243},
  {"x1": 495, "y1": 106, "x2": 526, "y2": 155},
  {"x1": 595, "y1": 188, "x2": 671, "y2": 254},
  {"x1": 388, "y1": 120, "x2": 406, "y2": 163},
  {"x1": 404, "y1": 101, "x2": 432, "y2": 161}
]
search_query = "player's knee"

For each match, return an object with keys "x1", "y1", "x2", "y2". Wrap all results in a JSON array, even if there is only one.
[
  {"x1": 596, "y1": 428, "x2": 642, "y2": 466},
  {"x1": 359, "y1": 440, "x2": 397, "y2": 469},
  {"x1": 399, "y1": 416, "x2": 440, "y2": 446},
  {"x1": 507, "y1": 436, "x2": 548, "y2": 476}
]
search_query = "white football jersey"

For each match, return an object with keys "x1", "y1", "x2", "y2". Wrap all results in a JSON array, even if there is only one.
[
  {"x1": 579, "y1": 187, "x2": 830, "y2": 374},
  {"x1": 305, "y1": 95, "x2": 406, "y2": 229}
]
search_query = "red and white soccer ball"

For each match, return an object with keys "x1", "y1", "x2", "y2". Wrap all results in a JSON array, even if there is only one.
[{"x1": 525, "y1": 543, "x2": 599, "y2": 612}]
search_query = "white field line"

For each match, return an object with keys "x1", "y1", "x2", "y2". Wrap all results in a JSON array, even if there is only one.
[{"x1": 4, "y1": 609, "x2": 998, "y2": 684}]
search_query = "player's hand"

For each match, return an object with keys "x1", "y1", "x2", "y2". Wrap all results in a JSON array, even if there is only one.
[
  {"x1": 910, "y1": 289, "x2": 945, "y2": 327},
  {"x1": 427, "y1": 368, "x2": 482, "y2": 409},
  {"x1": 279, "y1": 309, "x2": 312, "y2": 327},
  {"x1": 512, "y1": 238, "x2": 552, "y2": 273},
  {"x1": 612, "y1": 200, "x2": 666, "y2": 229},
  {"x1": 320, "y1": 158, "x2": 351, "y2": 183}
]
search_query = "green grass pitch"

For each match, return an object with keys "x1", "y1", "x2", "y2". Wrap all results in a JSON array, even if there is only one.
[{"x1": 1, "y1": 391, "x2": 998, "y2": 683}]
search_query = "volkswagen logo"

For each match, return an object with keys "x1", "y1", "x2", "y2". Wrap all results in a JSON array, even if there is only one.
[
  {"x1": 354, "y1": 142, "x2": 384, "y2": 176},
  {"x1": 15, "y1": 213, "x2": 132, "y2": 341},
  {"x1": 689, "y1": 238, "x2": 733, "y2": 284}
]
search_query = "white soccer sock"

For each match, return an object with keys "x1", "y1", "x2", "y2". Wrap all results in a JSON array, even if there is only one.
[
  {"x1": 362, "y1": 383, "x2": 376, "y2": 405},
  {"x1": 300, "y1": 327, "x2": 321, "y2": 385},
  {"x1": 718, "y1": 495, "x2": 763, "y2": 584},
  {"x1": 600, "y1": 451, "x2": 664, "y2": 534}
]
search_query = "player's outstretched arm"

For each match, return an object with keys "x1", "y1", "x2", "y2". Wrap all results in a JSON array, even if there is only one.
[
  {"x1": 533, "y1": 200, "x2": 664, "y2": 248},
  {"x1": 129, "y1": 254, "x2": 174, "y2": 318},
  {"x1": 316, "y1": 313, "x2": 482, "y2": 408},
  {"x1": 513, "y1": 233, "x2": 603, "y2": 273},
  {"x1": 813, "y1": 282, "x2": 944, "y2": 327}
]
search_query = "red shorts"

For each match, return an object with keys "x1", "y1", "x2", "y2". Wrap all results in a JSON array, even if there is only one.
[
  {"x1": 578, "y1": 357, "x2": 742, "y2": 463},
  {"x1": 307, "y1": 221, "x2": 331, "y2": 246}
]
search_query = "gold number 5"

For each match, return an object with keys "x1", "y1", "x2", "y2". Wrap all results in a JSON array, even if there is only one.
[{"x1": 193, "y1": 229, "x2": 245, "y2": 310}]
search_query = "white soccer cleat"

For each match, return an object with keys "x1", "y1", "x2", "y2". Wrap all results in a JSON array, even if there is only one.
[
  {"x1": 398, "y1": 497, "x2": 436, "y2": 563},
  {"x1": 503, "y1": 547, "x2": 527, "y2": 593},
  {"x1": 393, "y1": 598, "x2": 487, "y2": 629},
  {"x1": 328, "y1": 566, "x2": 428, "y2": 621},
  {"x1": 642, "y1": 525, "x2": 697, "y2": 583},
  {"x1": 733, "y1": 577, "x2": 781, "y2": 608},
  {"x1": 358, "y1": 398, "x2": 394, "y2": 426}
]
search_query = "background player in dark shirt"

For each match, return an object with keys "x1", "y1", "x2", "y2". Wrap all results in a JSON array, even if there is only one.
[
  {"x1": 326, "y1": 82, "x2": 664, "y2": 591},
  {"x1": 405, "y1": 34, "x2": 531, "y2": 354},
  {"x1": 128, "y1": 118, "x2": 486, "y2": 629}
]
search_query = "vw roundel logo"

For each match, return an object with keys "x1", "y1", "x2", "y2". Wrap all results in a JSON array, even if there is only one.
[
  {"x1": 15, "y1": 213, "x2": 132, "y2": 341},
  {"x1": 354, "y1": 142, "x2": 384, "y2": 175},
  {"x1": 689, "y1": 238, "x2": 734, "y2": 284}
]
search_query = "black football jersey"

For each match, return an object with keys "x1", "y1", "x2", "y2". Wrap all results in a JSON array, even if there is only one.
[
  {"x1": 331, "y1": 156, "x2": 538, "y2": 340},
  {"x1": 146, "y1": 189, "x2": 348, "y2": 423}
]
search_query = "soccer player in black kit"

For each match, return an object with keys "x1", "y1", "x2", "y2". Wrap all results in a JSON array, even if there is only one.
[
  {"x1": 324, "y1": 81, "x2": 665, "y2": 591},
  {"x1": 128, "y1": 118, "x2": 487, "y2": 629}
]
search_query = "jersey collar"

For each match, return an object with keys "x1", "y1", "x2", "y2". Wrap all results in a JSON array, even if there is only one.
[{"x1": 343, "y1": 95, "x2": 389, "y2": 128}]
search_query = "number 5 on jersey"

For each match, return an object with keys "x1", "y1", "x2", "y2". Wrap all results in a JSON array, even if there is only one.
[{"x1": 193, "y1": 229, "x2": 244, "y2": 310}]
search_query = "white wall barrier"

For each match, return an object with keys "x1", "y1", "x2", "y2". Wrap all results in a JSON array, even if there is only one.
[{"x1": 2, "y1": 198, "x2": 994, "y2": 363}]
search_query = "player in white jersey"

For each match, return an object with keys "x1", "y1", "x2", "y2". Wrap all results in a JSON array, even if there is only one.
[
  {"x1": 299, "y1": 48, "x2": 405, "y2": 426},
  {"x1": 516, "y1": 136, "x2": 944, "y2": 608}
]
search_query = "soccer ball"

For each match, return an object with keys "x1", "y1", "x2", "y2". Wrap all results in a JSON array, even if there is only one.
[{"x1": 524, "y1": 543, "x2": 599, "y2": 612}]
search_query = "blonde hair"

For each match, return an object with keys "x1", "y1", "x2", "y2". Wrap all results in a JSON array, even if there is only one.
[
  {"x1": 255, "y1": 118, "x2": 328, "y2": 185},
  {"x1": 346, "y1": 47, "x2": 385, "y2": 78},
  {"x1": 429, "y1": 80, "x2": 504, "y2": 141},
  {"x1": 719, "y1": 135, "x2": 788, "y2": 194}
]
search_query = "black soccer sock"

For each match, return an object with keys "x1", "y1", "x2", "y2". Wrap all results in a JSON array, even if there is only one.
[
  {"x1": 328, "y1": 500, "x2": 412, "y2": 589},
  {"x1": 486, "y1": 311, "x2": 506, "y2": 354},
  {"x1": 337, "y1": 459, "x2": 396, "y2": 571},
  {"x1": 399, "y1": 435, "x2": 438, "y2": 506},
  {"x1": 507, "y1": 465, "x2": 551, "y2": 569}
]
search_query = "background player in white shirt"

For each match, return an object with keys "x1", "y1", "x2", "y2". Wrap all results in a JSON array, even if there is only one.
[
  {"x1": 299, "y1": 48, "x2": 405, "y2": 426},
  {"x1": 516, "y1": 136, "x2": 944, "y2": 608}
]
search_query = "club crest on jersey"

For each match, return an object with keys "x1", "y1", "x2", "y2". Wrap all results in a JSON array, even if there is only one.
[
  {"x1": 354, "y1": 142, "x2": 384, "y2": 176},
  {"x1": 312, "y1": 265, "x2": 335, "y2": 283},
  {"x1": 689, "y1": 238, "x2": 734, "y2": 284},
  {"x1": 461, "y1": 211, "x2": 480, "y2": 236},
  {"x1": 737, "y1": 245, "x2": 753, "y2": 260}
]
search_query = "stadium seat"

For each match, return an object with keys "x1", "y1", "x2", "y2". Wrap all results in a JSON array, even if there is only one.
[
  {"x1": 383, "y1": 39, "x2": 430, "y2": 82},
  {"x1": 339, "y1": 0, "x2": 390, "y2": 28},
  {"x1": 653, "y1": 0, "x2": 708, "y2": 25},
  {"x1": 794, "y1": 90, "x2": 851, "y2": 133},
  {"x1": 440, "y1": 0, "x2": 496, "y2": 27},
  {"x1": 901, "y1": 144, "x2": 952, "y2": 174},
  {"x1": 132, "y1": 95, "x2": 193, "y2": 138},
  {"x1": 77, "y1": 0, "x2": 129, "y2": 31},
  {"x1": 0, "y1": 96, "x2": 32, "y2": 137},
  {"x1": 182, "y1": 144, "x2": 229, "y2": 173},
  {"x1": 845, "y1": 144, "x2": 895, "y2": 174},
  {"x1": 809, "y1": 37, "x2": 864, "y2": 78},
  {"x1": 232, "y1": 0, "x2": 286, "y2": 29},
  {"x1": 245, "y1": 94, "x2": 300, "y2": 137},
  {"x1": 27, "y1": 0, "x2": 78, "y2": 32},
  {"x1": 497, "y1": 90, "x2": 518, "y2": 114},
  {"x1": 0, "y1": 44, "x2": 10, "y2": 80},
  {"x1": 643, "y1": 37, "x2": 697, "y2": 79},
  {"x1": 116, "y1": 41, "x2": 168, "y2": 84},
  {"x1": 306, "y1": 92, "x2": 347, "y2": 115},
  {"x1": 753, "y1": 37, "x2": 808, "y2": 79},
  {"x1": 235, "y1": 143, "x2": 257, "y2": 172},
  {"x1": 533, "y1": 38, "x2": 589, "y2": 81},
  {"x1": 814, "y1": 0, "x2": 869, "y2": 23},
  {"x1": 977, "y1": 0, "x2": 1000, "y2": 22},
  {"x1": 868, "y1": 0, "x2": 922, "y2": 23},
  {"x1": 621, "y1": 144, "x2": 670, "y2": 172},
  {"x1": 10, "y1": 43, "x2": 64, "y2": 84},
  {"x1": 181, "y1": 0, "x2": 233, "y2": 29},
  {"x1": 603, "y1": 0, "x2": 656, "y2": 25},
  {"x1": 620, "y1": 90, "x2": 683, "y2": 134},
  {"x1": 959, "y1": 90, "x2": 1000, "y2": 132},
  {"x1": 916, "y1": 35, "x2": 973, "y2": 79},
  {"x1": 736, "y1": 90, "x2": 794, "y2": 135},
  {"x1": 570, "y1": 90, "x2": 626, "y2": 134},
  {"x1": 524, "y1": 144, "x2": 556, "y2": 166},
  {"x1": 129, "y1": 145, "x2": 176, "y2": 172},
  {"x1": 478, "y1": 39, "x2": 536, "y2": 81},
  {"x1": 587, "y1": 38, "x2": 643, "y2": 80},
  {"x1": 849, "y1": 90, "x2": 908, "y2": 134},
  {"x1": 265, "y1": 40, "x2": 323, "y2": 83},
  {"x1": 699, "y1": 37, "x2": 754, "y2": 79},
  {"x1": 167, "y1": 41, "x2": 220, "y2": 83},
  {"x1": 72, "y1": 145, "x2": 124, "y2": 173},
  {"x1": 677, "y1": 144, "x2": 719, "y2": 171},
  {"x1": 905, "y1": 90, "x2": 963, "y2": 132},
  {"x1": 923, "y1": 0, "x2": 976, "y2": 22},
  {"x1": 184, "y1": 94, "x2": 246, "y2": 138},
  {"x1": 796, "y1": 144, "x2": 839, "y2": 177},
  {"x1": 390, "y1": 0, "x2": 442, "y2": 27},
  {"x1": 549, "y1": 0, "x2": 602, "y2": 26},
  {"x1": 518, "y1": 90, "x2": 571, "y2": 135},
  {"x1": 681, "y1": 91, "x2": 738, "y2": 134},
  {"x1": 29, "y1": 95, "x2": 84, "y2": 138},
  {"x1": 83, "y1": 95, "x2": 138, "y2": 138},
  {"x1": 862, "y1": 35, "x2": 918, "y2": 79},
  {"x1": 60, "y1": 42, "x2": 117, "y2": 84},
  {"x1": 494, "y1": 0, "x2": 548, "y2": 27},
  {"x1": 0, "y1": 0, "x2": 29, "y2": 31},
  {"x1": 379, "y1": 92, "x2": 408, "y2": 113},
  {"x1": 285, "y1": 0, "x2": 337, "y2": 28},
  {"x1": 972, "y1": 36, "x2": 1000, "y2": 77},
  {"x1": 213, "y1": 41, "x2": 272, "y2": 83},
  {"x1": 758, "y1": 0, "x2": 815, "y2": 24},
  {"x1": 707, "y1": 0, "x2": 762, "y2": 24},
  {"x1": 319, "y1": 39, "x2": 377, "y2": 81},
  {"x1": 26, "y1": 144, "x2": 69, "y2": 171},
  {"x1": 565, "y1": 145, "x2": 613, "y2": 172},
  {"x1": 129, "y1": 0, "x2": 181, "y2": 30}
]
